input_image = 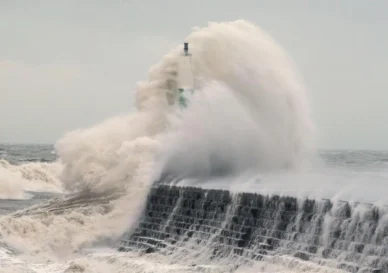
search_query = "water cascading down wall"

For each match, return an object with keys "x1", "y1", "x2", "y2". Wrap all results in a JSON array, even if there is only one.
[{"x1": 118, "y1": 185, "x2": 388, "y2": 273}]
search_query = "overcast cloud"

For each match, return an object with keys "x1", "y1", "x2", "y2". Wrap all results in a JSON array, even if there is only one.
[{"x1": 1, "y1": 0, "x2": 387, "y2": 149}]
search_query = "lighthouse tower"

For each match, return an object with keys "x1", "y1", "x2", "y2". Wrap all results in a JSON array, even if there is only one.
[{"x1": 177, "y1": 42, "x2": 194, "y2": 108}]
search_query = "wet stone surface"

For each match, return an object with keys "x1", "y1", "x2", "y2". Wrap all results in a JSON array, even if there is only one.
[{"x1": 118, "y1": 185, "x2": 388, "y2": 273}]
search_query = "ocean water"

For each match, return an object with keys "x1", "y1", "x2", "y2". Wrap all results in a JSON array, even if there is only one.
[
  {"x1": 1, "y1": 144, "x2": 388, "y2": 272},
  {"x1": 1, "y1": 144, "x2": 388, "y2": 214},
  {"x1": 1, "y1": 20, "x2": 387, "y2": 272}
]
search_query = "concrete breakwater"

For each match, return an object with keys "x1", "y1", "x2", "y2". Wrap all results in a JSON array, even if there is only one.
[{"x1": 118, "y1": 185, "x2": 388, "y2": 273}]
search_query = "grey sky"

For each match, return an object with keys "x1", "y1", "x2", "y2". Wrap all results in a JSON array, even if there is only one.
[{"x1": 1, "y1": 1, "x2": 387, "y2": 149}]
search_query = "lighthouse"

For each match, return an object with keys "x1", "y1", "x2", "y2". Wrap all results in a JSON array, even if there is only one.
[{"x1": 177, "y1": 42, "x2": 194, "y2": 108}]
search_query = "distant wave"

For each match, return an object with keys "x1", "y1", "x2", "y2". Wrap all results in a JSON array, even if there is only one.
[{"x1": 0, "y1": 159, "x2": 62, "y2": 199}]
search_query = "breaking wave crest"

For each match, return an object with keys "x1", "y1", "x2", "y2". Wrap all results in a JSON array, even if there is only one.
[
  {"x1": 0, "y1": 159, "x2": 62, "y2": 199},
  {"x1": 0, "y1": 20, "x2": 314, "y2": 261},
  {"x1": 56, "y1": 20, "x2": 314, "y2": 195}
]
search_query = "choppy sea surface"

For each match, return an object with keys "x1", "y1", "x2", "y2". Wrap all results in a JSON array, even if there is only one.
[
  {"x1": 1, "y1": 144, "x2": 388, "y2": 215},
  {"x1": 1, "y1": 144, "x2": 388, "y2": 273}
]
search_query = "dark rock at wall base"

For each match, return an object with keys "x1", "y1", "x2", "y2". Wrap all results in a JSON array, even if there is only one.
[{"x1": 118, "y1": 185, "x2": 388, "y2": 273}]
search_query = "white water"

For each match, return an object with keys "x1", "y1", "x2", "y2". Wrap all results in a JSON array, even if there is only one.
[
  {"x1": 0, "y1": 247, "x2": 347, "y2": 273},
  {"x1": 176, "y1": 167, "x2": 388, "y2": 205},
  {"x1": 0, "y1": 159, "x2": 62, "y2": 200},
  {"x1": 156, "y1": 21, "x2": 314, "y2": 179},
  {"x1": 0, "y1": 20, "x2": 379, "y2": 272}
]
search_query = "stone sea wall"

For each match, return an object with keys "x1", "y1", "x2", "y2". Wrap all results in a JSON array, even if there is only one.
[{"x1": 118, "y1": 185, "x2": 388, "y2": 273}]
